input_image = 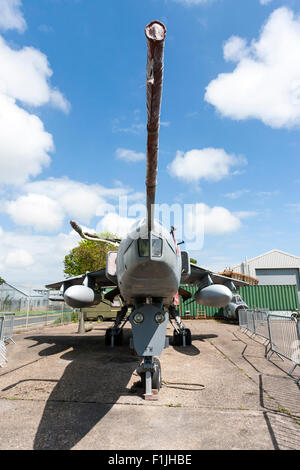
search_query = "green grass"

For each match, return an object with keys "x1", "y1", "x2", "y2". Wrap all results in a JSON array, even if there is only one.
[{"x1": 53, "y1": 311, "x2": 78, "y2": 324}]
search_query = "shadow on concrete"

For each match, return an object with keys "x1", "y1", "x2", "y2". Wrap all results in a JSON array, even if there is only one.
[
  {"x1": 191, "y1": 334, "x2": 218, "y2": 342},
  {"x1": 172, "y1": 344, "x2": 201, "y2": 356},
  {"x1": 167, "y1": 334, "x2": 218, "y2": 356},
  {"x1": 24, "y1": 329, "x2": 140, "y2": 450},
  {"x1": 212, "y1": 318, "x2": 238, "y2": 325},
  {"x1": 233, "y1": 330, "x2": 300, "y2": 449}
]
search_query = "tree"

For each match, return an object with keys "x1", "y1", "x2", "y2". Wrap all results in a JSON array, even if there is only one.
[
  {"x1": 0, "y1": 277, "x2": 5, "y2": 285},
  {"x1": 64, "y1": 232, "x2": 118, "y2": 278}
]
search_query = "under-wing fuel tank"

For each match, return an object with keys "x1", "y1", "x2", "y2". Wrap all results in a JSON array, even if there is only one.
[
  {"x1": 64, "y1": 285, "x2": 101, "y2": 309},
  {"x1": 194, "y1": 284, "x2": 233, "y2": 308}
]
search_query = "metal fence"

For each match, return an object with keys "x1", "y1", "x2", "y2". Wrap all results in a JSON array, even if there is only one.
[
  {"x1": 1, "y1": 313, "x2": 15, "y2": 343},
  {"x1": 0, "y1": 297, "x2": 67, "y2": 314},
  {"x1": 11, "y1": 308, "x2": 78, "y2": 331},
  {"x1": 239, "y1": 309, "x2": 300, "y2": 384},
  {"x1": 0, "y1": 316, "x2": 7, "y2": 367}
]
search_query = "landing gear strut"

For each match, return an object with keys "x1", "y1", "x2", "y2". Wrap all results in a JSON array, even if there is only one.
[
  {"x1": 169, "y1": 306, "x2": 192, "y2": 347},
  {"x1": 105, "y1": 306, "x2": 128, "y2": 347},
  {"x1": 137, "y1": 357, "x2": 162, "y2": 399}
]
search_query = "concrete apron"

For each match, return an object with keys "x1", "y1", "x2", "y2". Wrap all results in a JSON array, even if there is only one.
[{"x1": 0, "y1": 320, "x2": 299, "y2": 450}]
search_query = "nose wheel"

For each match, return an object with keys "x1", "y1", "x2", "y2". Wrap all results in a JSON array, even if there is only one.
[{"x1": 137, "y1": 357, "x2": 162, "y2": 399}]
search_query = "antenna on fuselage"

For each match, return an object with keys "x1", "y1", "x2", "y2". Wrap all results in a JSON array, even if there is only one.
[{"x1": 145, "y1": 21, "x2": 167, "y2": 233}]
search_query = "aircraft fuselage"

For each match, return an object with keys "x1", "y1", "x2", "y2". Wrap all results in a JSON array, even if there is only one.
[{"x1": 116, "y1": 219, "x2": 182, "y2": 306}]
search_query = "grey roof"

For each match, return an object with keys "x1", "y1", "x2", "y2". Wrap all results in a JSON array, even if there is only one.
[{"x1": 1, "y1": 282, "x2": 48, "y2": 298}]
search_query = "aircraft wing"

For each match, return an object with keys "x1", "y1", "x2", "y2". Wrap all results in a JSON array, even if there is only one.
[
  {"x1": 45, "y1": 269, "x2": 115, "y2": 290},
  {"x1": 185, "y1": 263, "x2": 249, "y2": 288}
]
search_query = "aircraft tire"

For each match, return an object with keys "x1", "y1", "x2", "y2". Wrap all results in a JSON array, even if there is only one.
[
  {"x1": 152, "y1": 358, "x2": 162, "y2": 390},
  {"x1": 105, "y1": 328, "x2": 112, "y2": 346},
  {"x1": 115, "y1": 329, "x2": 123, "y2": 346},
  {"x1": 173, "y1": 330, "x2": 182, "y2": 346},
  {"x1": 105, "y1": 328, "x2": 123, "y2": 346},
  {"x1": 185, "y1": 328, "x2": 192, "y2": 346},
  {"x1": 140, "y1": 358, "x2": 162, "y2": 391}
]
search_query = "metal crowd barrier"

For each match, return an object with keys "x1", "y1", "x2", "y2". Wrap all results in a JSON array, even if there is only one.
[
  {"x1": 1, "y1": 313, "x2": 15, "y2": 343},
  {"x1": 0, "y1": 316, "x2": 7, "y2": 367},
  {"x1": 267, "y1": 314, "x2": 300, "y2": 380},
  {"x1": 238, "y1": 309, "x2": 300, "y2": 384}
]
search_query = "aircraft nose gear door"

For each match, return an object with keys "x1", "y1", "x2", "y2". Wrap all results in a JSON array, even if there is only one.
[{"x1": 130, "y1": 304, "x2": 168, "y2": 399}]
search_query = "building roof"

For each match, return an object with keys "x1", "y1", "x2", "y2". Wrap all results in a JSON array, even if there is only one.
[
  {"x1": 0, "y1": 281, "x2": 47, "y2": 298},
  {"x1": 232, "y1": 249, "x2": 300, "y2": 273},
  {"x1": 246, "y1": 249, "x2": 300, "y2": 264}
]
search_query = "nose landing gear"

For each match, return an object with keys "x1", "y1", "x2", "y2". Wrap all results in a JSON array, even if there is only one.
[{"x1": 137, "y1": 357, "x2": 162, "y2": 400}]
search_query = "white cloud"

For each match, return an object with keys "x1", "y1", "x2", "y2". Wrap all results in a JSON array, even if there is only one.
[
  {"x1": 0, "y1": 32, "x2": 69, "y2": 185},
  {"x1": 0, "y1": 228, "x2": 80, "y2": 285},
  {"x1": 0, "y1": 94, "x2": 53, "y2": 185},
  {"x1": 112, "y1": 118, "x2": 145, "y2": 135},
  {"x1": 205, "y1": 7, "x2": 300, "y2": 129},
  {"x1": 168, "y1": 148, "x2": 246, "y2": 183},
  {"x1": 24, "y1": 178, "x2": 138, "y2": 223},
  {"x1": 0, "y1": 36, "x2": 69, "y2": 111},
  {"x1": 0, "y1": 0, "x2": 26, "y2": 33},
  {"x1": 2, "y1": 177, "x2": 145, "y2": 231},
  {"x1": 186, "y1": 203, "x2": 242, "y2": 236},
  {"x1": 233, "y1": 211, "x2": 258, "y2": 219},
  {"x1": 260, "y1": 0, "x2": 272, "y2": 5},
  {"x1": 96, "y1": 212, "x2": 137, "y2": 238},
  {"x1": 286, "y1": 203, "x2": 300, "y2": 213},
  {"x1": 5, "y1": 249, "x2": 34, "y2": 268},
  {"x1": 116, "y1": 148, "x2": 145, "y2": 162},
  {"x1": 5, "y1": 193, "x2": 65, "y2": 232},
  {"x1": 223, "y1": 36, "x2": 249, "y2": 62},
  {"x1": 224, "y1": 189, "x2": 250, "y2": 199}
]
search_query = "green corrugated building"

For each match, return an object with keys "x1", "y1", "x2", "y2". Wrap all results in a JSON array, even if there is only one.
[{"x1": 179, "y1": 284, "x2": 299, "y2": 318}]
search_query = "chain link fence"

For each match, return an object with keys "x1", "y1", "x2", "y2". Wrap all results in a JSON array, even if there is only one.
[
  {"x1": 0, "y1": 297, "x2": 67, "y2": 314},
  {"x1": 0, "y1": 308, "x2": 79, "y2": 367},
  {"x1": 11, "y1": 307, "x2": 78, "y2": 331},
  {"x1": 239, "y1": 309, "x2": 300, "y2": 384}
]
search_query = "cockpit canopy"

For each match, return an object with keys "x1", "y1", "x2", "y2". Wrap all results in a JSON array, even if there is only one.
[{"x1": 138, "y1": 234, "x2": 163, "y2": 258}]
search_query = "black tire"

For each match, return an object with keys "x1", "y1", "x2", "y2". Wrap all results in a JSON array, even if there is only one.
[
  {"x1": 114, "y1": 329, "x2": 123, "y2": 346},
  {"x1": 97, "y1": 315, "x2": 104, "y2": 322},
  {"x1": 152, "y1": 358, "x2": 162, "y2": 390},
  {"x1": 173, "y1": 330, "x2": 182, "y2": 346},
  {"x1": 140, "y1": 358, "x2": 162, "y2": 391},
  {"x1": 105, "y1": 327, "x2": 112, "y2": 346},
  {"x1": 105, "y1": 328, "x2": 123, "y2": 346},
  {"x1": 185, "y1": 328, "x2": 192, "y2": 346}
]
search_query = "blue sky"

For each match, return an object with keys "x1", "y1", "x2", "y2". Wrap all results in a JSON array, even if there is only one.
[{"x1": 0, "y1": 0, "x2": 300, "y2": 287}]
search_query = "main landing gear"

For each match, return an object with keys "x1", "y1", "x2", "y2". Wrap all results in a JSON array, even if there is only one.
[
  {"x1": 169, "y1": 305, "x2": 192, "y2": 347},
  {"x1": 105, "y1": 306, "x2": 128, "y2": 347}
]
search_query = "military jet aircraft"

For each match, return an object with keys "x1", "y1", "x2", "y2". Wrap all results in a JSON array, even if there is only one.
[{"x1": 46, "y1": 21, "x2": 247, "y2": 399}]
